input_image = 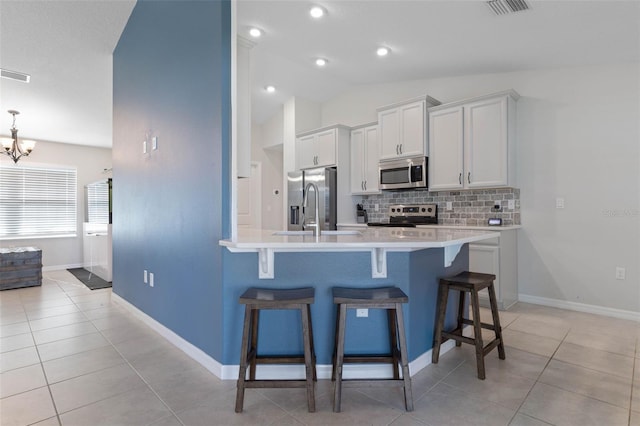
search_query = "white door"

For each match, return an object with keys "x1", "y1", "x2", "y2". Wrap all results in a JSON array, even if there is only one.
[{"x1": 237, "y1": 162, "x2": 262, "y2": 229}]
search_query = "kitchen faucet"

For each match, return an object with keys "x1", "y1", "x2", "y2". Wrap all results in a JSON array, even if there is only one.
[{"x1": 302, "y1": 182, "x2": 320, "y2": 236}]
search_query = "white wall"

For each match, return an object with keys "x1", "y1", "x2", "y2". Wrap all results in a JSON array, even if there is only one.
[
  {"x1": 252, "y1": 118, "x2": 284, "y2": 231},
  {"x1": 321, "y1": 63, "x2": 640, "y2": 313},
  {"x1": 0, "y1": 141, "x2": 112, "y2": 270}
]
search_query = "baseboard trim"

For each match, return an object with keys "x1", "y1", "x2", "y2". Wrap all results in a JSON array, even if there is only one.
[
  {"x1": 518, "y1": 293, "x2": 640, "y2": 322},
  {"x1": 43, "y1": 263, "x2": 84, "y2": 272},
  {"x1": 112, "y1": 292, "x2": 457, "y2": 381},
  {"x1": 112, "y1": 293, "x2": 225, "y2": 378}
]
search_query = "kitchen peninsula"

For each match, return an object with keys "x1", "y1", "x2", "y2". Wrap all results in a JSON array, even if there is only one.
[{"x1": 219, "y1": 227, "x2": 497, "y2": 376}]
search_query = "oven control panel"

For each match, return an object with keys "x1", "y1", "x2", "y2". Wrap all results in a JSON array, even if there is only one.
[{"x1": 388, "y1": 204, "x2": 437, "y2": 218}]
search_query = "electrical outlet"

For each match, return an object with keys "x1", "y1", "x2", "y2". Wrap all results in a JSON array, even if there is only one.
[
  {"x1": 149, "y1": 272, "x2": 154, "y2": 287},
  {"x1": 356, "y1": 309, "x2": 368, "y2": 318},
  {"x1": 615, "y1": 267, "x2": 626, "y2": 280},
  {"x1": 556, "y1": 198, "x2": 565, "y2": 209},
  {"x1": 144, "y1": 270, "x2": 148, "y2": 284},
  {"x1": 508, "y1": 200, "x2": 515, "y2": 210},
  {"x1": 375, "y1": 204, "x2": 379, "y2": 212},
  {"x1": 446, "y1": 201, "x2": 453, "y2": 211}
]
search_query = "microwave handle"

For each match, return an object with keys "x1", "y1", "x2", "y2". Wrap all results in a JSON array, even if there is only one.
[{"x1": 407, "y1": 165, "x2": 412, "y2": 183}]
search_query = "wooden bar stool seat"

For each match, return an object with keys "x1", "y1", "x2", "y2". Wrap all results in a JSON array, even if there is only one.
[
  {"x1": 432, "y1": 271, "x2": 505, "y2": 380},
  {"x1": 235, "y1": 287, "x2": 317, "y2": 413},
  {"x1": 331, "y1": 286, "x2": 413, "y2": 413}
]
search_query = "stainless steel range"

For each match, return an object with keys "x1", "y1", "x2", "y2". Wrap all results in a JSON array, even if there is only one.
[{"x1": 367, "y1": 204, "x2": 438, "y2": 227}]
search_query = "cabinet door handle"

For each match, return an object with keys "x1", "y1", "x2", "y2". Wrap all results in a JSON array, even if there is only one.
[
  {"x1": 468, "y1": 172, "x2": 471, "y2": 184},
  {"x1": 364, "y1": 181, "x2": 367, "y2": 191},
  {"x1": 361, "y1": 181, "x2": 364, "y2": 190},
  {"x1": 459, "y1": 173, "x2": 462, "y2": 185},
  {"x1": 399, "y1": 144, "x2": 403, "y2": 154},
  {"x1": 396, "y1": 145, "x2": 399, "y2": 155}
]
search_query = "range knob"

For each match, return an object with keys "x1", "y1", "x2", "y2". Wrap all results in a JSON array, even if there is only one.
[
  {"x1": 391, "y1": 208, "x2": 396, "y2": 212},
  {"x1": 427, "y1": 207, "x2": 433, "y2": 213},
  {"x1": 421, "y1": 208, "x2": 426, "y2": 212}
]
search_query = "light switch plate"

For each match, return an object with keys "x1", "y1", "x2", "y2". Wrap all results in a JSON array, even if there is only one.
[
  {"x1": 508, "y1": 200, "x2": 515, "y2": 210},
  {"x1": 556, "y1": 198, "x2": 565, "y2": 209}
]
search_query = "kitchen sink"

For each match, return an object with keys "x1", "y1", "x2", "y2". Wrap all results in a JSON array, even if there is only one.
[
  {"x1": 322, "y1": 230, "x2": 362, "y2": 235},
  {"x1": 272, "y1": 231, "x2": 313, "y2": 236},
  {"x1": 272, "y1": 230, "x2": 362, "y2": 236}
]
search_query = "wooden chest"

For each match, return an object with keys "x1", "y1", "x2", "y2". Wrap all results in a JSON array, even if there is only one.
[{"x1": 0, "y1": 247, "x2": 43, "y2": 290}]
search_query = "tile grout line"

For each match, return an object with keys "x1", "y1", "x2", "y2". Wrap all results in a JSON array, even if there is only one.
[
  {"x1": 28, "y1": 277, "x2": 73, "y2": 426},
  {"x1": 629, "y1": 337, "x2": 638, "y2": 426},
  {"x1": 504, "y1": 314, "x2": 570, "y2": 425},
  {"x1": 55, "y1": 271, "x2": 187, "y2": 426}
]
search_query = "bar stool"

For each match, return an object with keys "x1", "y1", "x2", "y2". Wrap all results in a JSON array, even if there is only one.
[
  {"x1": 331, "y1": 286, "x2": 413, "y2": 413},
  {"x1": 235, "y1": 287, "x2": 317, "y2": 413},
  {"x1": 432, "y1": 272, "x2": 505, "y2": 380}
]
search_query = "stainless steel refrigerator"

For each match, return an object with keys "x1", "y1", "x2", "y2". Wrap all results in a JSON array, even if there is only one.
[{"x1": 287, "y1": 167, "x2": 337, "y2": 231}]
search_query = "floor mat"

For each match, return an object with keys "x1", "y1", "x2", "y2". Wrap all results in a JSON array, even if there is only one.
[{"x1": 67, "y1": 268, "x2": 112, "y2": 290}]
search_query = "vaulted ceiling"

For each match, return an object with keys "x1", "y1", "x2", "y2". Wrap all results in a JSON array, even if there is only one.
[{"x1": 1, "y1": 1, "x2": 638, "y2": 147}]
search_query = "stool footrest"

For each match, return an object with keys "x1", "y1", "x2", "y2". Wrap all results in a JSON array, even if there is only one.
[
  {"x1": 342, "y1": 354, "x2": 398, "y2": 364},
  {"x1": 340, "y1": 379, "x2": 407, "y2": 388},
  {"x1": 460, "y1": 318, "x2": 499, "y2": 331},
  {"x1": 253, "y1": 355, "x2": 309, "y2": 364},
  {"x1": 243, "y1": 380, "x2": 310, "y2": 389},
  {"x1": 441, "y1": 331, "x2": 476, "y2": 346}
]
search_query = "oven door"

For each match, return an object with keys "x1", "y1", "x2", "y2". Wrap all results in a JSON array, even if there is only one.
[{"x1": 379, "y1": 157, "x2": 427, "y2": 190}]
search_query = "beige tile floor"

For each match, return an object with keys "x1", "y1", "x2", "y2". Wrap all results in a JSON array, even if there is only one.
[{"x1": 1, "y1": 270, "x2": 638, "y2": 425}]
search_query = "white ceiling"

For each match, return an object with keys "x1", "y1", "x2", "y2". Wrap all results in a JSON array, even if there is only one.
[{"x1": 0, "y1": 1, "x2": 638, "y2": 148}]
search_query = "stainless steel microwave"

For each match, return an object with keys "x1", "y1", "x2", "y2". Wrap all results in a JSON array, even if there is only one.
[{"x1": 379, "y1": 156, "x2": 428, "y2": 190}]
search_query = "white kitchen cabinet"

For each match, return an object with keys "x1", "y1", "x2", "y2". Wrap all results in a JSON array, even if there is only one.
[
  {"x1": 297, "y1": 127, "x2": 338, "y2": 169},
  {"x1": 428, "y1": 90, "x2": 519, "y2": 191},
  {"x1": 350, "y1": 123, "x2": 379, "y2": 194},
  {"x1": 469, "y1": 228, "x2": 518, "y2": 310},
  {"x1": 378, "y1": 96, "x2": 440, "y2": 161}
]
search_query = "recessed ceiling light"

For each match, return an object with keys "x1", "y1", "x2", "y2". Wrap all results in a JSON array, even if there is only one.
[
  {"x1": 309, "y1": 6, "x2": 326, "y2": 19},
  {"x1": 249, "y1": 27, "x2": 262, "y2": 38},
  {"x1": 315, "y1": 58, "x2": 328, "y2": 67},
  {"x1": 265, "y1": 85, "x2": 276, "y2": 93},
  {"x1": 376, "y1": 46, "x2": 390, "y2": 57}
]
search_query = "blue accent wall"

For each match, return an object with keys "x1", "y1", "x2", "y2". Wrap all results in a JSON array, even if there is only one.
[
  {"x1": 222, "y1": 246, "x2": 468, "y2": 365},
  {"x1": 112, "y1": 0, "x2": 230, "y2": 361}
]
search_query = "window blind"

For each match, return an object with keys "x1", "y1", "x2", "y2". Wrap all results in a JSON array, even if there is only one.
[
  {"x1": 86, "y1": 180, "x2": 110, "y2": 224},
  {"x1": 0, "y1": 164, "x2": 77, "y2": 239}
]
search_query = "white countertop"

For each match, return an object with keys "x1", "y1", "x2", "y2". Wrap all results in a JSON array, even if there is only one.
[
  {"x1": 220, "y1": 227, "x2": 498, "y2": 251},
  {"x1": 337, "y1": 223, "x2": 522, "y2": 231},
  {"x1": 220, "y1": 227, "x2": 498, "y2": 279}
]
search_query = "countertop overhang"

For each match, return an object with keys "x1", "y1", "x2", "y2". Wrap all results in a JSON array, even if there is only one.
[{"x1": 220, "y1": 227, "x2": 498, "y2": 279}]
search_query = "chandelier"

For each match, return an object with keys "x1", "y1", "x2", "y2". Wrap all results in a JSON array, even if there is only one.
[{"x1": 1, "y1": 110, "x2": 36, "y2": 164}]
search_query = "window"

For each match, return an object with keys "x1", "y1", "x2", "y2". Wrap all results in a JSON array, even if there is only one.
[
  {"x1": 85, "y1": 179, "x2": 111, "y2": 224},
  {"x1": 0, "y1": 164, "x2": 77, "y2": 239}
]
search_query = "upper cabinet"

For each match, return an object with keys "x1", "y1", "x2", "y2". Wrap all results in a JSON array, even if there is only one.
[
  {"x1": 428, "y1": 90, "x2": 519, "y2": 191},
  {"x1": 350, "y1": 123, "x2": 379, "y2": 195},
  {"x1": 378, "y1": 96, "x2": 440, "y2": 161},
  {"x1": 296, "y1": 125, "x2": 350, "y2": 170}
]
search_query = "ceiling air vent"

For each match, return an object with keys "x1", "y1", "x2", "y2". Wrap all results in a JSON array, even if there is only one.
[
  {"x1": 0, "y1": 69, "x2": 31, "y2": 83},
  {"x1": 487, "y1": 0, "x2": 529, "y2": 15}
]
